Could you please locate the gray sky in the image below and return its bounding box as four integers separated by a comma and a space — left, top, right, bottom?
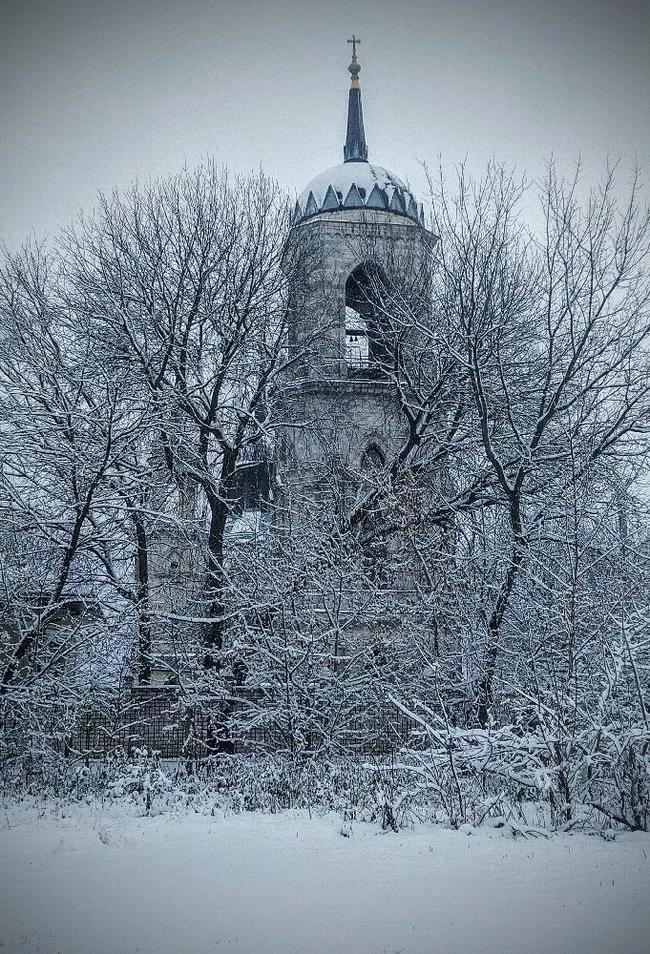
1, 0, 649, 250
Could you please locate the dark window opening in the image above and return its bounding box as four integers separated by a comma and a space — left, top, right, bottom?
361, 445, 385, 473
231, 461, 274, 515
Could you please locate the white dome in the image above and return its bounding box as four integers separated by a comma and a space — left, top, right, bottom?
294, 161, 423, 226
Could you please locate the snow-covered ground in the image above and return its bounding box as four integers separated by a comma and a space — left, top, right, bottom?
1, 802, 649, 954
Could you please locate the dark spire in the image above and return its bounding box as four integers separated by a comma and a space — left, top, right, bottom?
344, 36, 368, 163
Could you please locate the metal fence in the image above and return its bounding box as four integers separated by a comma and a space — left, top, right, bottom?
9, 688, 431, 760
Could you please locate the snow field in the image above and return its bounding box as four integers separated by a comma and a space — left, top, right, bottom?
1, 803, 649, 954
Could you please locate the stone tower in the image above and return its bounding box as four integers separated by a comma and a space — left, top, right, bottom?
277, 42, 437, 524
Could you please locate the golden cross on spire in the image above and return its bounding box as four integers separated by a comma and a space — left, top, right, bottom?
347, 35, 361, 59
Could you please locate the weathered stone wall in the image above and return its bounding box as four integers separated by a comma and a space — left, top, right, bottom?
280, 206, 435, 489
284, 208, 434, 383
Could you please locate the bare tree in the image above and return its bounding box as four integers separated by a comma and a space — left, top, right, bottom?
62, 164, 294, 692
3, 152, 650, 794
420, 161, 650, 723
0, 241, 144, 700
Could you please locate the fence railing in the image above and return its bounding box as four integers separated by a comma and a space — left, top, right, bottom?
2, 688, 436, 760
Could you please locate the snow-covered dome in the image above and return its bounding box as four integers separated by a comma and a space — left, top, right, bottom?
294, 161, 424, 226
292, 45, 425, 228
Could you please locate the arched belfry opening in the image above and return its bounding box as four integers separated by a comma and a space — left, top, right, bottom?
345, 263, 392, 376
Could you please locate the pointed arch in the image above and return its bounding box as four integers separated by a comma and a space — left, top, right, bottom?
345, 262, 392, 376
361, 444, 386, 473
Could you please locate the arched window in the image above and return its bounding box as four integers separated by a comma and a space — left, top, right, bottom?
231, 461, 272, 514
361, 444, 385, 474
345, 263, 391, 375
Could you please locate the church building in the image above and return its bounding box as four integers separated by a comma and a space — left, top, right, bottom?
146, 41, 446, 693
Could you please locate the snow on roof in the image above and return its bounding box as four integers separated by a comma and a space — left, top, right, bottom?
345, 305, 367, 332
294, 161, 423, 226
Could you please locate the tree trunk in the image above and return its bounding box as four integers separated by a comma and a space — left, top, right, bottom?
476, 495, 528, 727
130, 507, 152, 685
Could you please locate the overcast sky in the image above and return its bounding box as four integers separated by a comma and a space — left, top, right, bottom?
1, 0, 649, 250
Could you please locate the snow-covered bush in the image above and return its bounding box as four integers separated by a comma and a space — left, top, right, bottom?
106, 748, 174, 814
379, 698, 572, 829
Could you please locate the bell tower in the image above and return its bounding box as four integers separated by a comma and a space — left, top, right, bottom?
278, 43, 437, 518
